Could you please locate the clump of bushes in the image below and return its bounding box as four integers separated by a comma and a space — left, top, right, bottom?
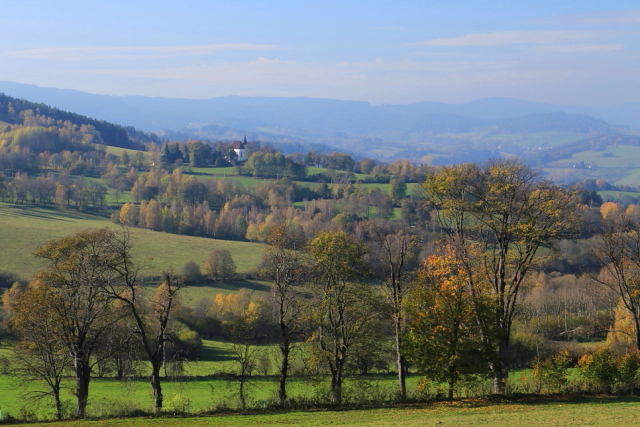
577, 347, 640, 394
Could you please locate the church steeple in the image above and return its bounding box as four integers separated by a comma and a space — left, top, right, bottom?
232, 138, 247, 162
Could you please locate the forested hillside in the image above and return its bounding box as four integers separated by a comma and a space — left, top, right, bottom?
0, 93, 158, 150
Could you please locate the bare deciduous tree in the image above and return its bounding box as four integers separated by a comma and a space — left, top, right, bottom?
204, 249, 236, 281
258, 223, 307, 406
364, 220, 419, 400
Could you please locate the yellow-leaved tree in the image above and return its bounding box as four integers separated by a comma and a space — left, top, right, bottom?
422, 159, 576, 393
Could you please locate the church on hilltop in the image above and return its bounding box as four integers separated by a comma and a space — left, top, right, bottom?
232, 137, 247, 162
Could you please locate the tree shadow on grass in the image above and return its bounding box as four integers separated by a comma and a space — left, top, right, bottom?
199, 343, 235, 363
481, 394, 640, 407
189, 279, 270, 293
0, 204, 98, 222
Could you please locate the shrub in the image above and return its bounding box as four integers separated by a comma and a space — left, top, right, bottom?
204, 249, 236, 281
532, 350, 570, 394
577, 347, 618, 393
164, 393, 191, 414
181, 260, 202, 283
616, 352, 640, 393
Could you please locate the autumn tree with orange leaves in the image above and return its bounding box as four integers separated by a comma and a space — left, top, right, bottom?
404, 248, 490, 399
422, 159, 576, 394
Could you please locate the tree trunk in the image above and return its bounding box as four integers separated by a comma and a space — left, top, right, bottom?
238, 377, 247, 411
150, 361, 163, 413
395, 321, 407, 400
447, 364, 455, 400
278, 342, 290, 407
492, 335, 509, 394
330, 373, 342, 405
633, 313, 640, 352
74, 359, 91, 418
54, 386, 63, 420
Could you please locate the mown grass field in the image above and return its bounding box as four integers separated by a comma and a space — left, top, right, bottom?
3, 397, 640, 426
614, 168, 640, 187
484, 131, 586, 148
0, 337, 423, 420
544, 145, 640, 186
598, 190, 640, 202
549, 145, 640, 169
104, 146, 154, 163
0, 202, 265, 280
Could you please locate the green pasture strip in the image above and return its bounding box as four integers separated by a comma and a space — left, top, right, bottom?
366, 147, 405, 157
598, 190, 640, 201
180, 281, 271, 308
614, 168, 640, 187
542, 167, 625, 185
483, 132, 586, 148
104, 146, 153, 163
307, 167, 369, 181
187, 167, 237, 176
356, 182, 420, 193
548, 145, 640, 169
0, 202, 265, 279
192, 174, 274, 188
0, 372, 422, 419
5, 397, 640, 426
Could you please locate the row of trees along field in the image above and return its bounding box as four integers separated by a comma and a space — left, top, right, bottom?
5, 159, 640, 420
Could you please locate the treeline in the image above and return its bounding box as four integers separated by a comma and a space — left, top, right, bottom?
113, 164, 425, 242
158, 139, 432, 182
0, 171, 107, 208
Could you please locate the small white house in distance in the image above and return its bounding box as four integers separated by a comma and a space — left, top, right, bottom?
232, 137, 247, 162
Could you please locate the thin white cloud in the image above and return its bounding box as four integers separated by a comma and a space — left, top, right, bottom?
534, 44, 623, 53
414, 30, 609, 46
22, 54, 639, 105
88, 57, 528, 90
5, 44, 279, 61
539, 10, 640, 26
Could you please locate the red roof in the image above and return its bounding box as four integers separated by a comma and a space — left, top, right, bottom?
232, 140, 245, 149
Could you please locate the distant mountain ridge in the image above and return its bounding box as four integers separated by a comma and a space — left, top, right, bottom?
0, 82, 635, 138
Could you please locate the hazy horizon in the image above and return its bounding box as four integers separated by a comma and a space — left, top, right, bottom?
2, 1, 639, 107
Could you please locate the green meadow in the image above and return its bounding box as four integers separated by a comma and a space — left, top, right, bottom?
0, 202, 265, 280
483, 131, 586, 148
548, 145, 640, 169
2, 396, 639, 426
0, 337, 423, 420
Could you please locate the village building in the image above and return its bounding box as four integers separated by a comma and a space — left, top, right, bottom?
232, 137, 247, 162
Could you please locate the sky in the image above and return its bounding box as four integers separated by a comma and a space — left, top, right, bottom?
1, 0, 639, 106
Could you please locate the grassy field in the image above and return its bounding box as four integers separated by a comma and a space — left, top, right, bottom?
542, 167, 626, 185
598, 190, 640, 202
614, 168, 640, 187
184, 171, 276, 188
306, 167, 370, 181
0, 336, 422, 420
548, 146, 640, 169
104, 146, 154, 163
483, 131, 586, 148
0, 202, 265, 280
2, 397, 639, 426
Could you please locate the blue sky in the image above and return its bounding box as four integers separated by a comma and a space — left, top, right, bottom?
1, 1, 638, 105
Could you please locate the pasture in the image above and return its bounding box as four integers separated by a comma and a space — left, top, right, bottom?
0, 337, 422, 420
2, 395, 639, 426
483, 131, 586, 148
0, 202, 265, 280
548, 145, 640, 169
